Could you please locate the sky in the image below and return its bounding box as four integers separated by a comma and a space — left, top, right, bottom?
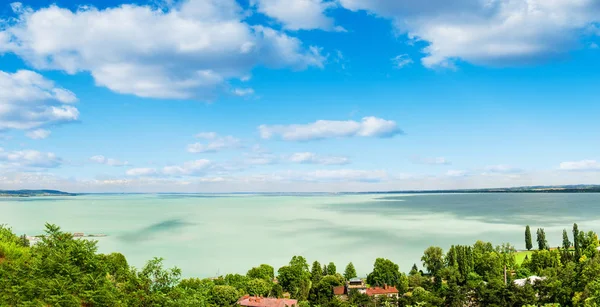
0, 0, 600, 192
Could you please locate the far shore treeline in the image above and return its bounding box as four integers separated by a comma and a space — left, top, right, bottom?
1, 223, 600, 306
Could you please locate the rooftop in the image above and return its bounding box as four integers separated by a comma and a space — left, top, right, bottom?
366, 285, 399, 296
238, 295, 298, 307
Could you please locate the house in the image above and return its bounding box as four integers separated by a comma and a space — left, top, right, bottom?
347, 278, 367, 294
237, 295, 298, 307
366, 285, 399, 298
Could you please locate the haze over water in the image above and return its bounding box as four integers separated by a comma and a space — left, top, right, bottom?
2, 193, 599, 278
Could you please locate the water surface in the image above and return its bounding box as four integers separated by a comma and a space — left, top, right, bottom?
2, 193, 599, 277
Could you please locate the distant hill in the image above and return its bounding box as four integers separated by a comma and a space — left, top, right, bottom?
0, 190, 76, 197
364, 184, 600, 194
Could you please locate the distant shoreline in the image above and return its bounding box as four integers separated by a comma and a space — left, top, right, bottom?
2, 185, 600, 196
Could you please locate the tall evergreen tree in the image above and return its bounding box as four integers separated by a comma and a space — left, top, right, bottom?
343, 262, 357, 280
322, 264, 328, 276
573, 223, 581, 260
409, 264, 419, 276
536, 228, 548, 250
310, 261, 322, 284
326, 262, 337, 276
562, 229, 572, 262
525, 225, 533, 251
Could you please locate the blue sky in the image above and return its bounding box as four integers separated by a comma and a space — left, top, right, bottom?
0, 0, 600, 192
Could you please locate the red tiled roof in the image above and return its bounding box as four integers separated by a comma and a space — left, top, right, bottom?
366, 286, 399, 296
238, 295, 298, 307
333, 286, 345, 295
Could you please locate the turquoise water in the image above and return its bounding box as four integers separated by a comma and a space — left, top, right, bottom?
1, 193, 599, 278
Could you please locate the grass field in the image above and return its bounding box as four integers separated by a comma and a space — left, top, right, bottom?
514, 251, 534, 265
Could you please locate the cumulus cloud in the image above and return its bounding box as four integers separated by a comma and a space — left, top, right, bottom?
25, 129, 51, 140
0, 148, 62, 168
0, 70, 78, 131
126, 159, 213, 177
259, 116, 403, 141
339, 0, 600, 68
125, 168, 158, 177
483, 164, 523, 174
295, 169, 389, 182
0, 0, 325, 100
391, 54, 413, 68
187, 134, 241, 153
413, 156, 451, 165
559, 160, 600, 171
287, 152, 350, 165
89, 155, 129, 167
232, 88, 255, 96
253, 0, 342, 31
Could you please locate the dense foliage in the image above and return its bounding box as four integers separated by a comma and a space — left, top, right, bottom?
1, 223, 600, 306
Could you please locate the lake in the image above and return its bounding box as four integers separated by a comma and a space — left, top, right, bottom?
1, 193, 599, 278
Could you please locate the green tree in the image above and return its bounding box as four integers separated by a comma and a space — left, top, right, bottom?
312, 275, 343, 305
277, 256, 311, 300
409, 263, 419, 276
270, 283, 283, 298
247, 278, 272, 297
343, 262, 357, 280
537, 228, 548, 250
562, 229, 572, 262
574, 223, 581, 260
367, 258, 408, 292
311, 261, 323, 284
421, 246, 444, 288
209, 285, 240, 306
525, 225, 533, 251
327, 262, 337, 276
247, 264, 274, 281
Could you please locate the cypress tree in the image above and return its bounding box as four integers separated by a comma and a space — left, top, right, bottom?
525, 225, 533, 251
536, 228, 548, 250
573, 223, 581, 260
562, 229, 572, 262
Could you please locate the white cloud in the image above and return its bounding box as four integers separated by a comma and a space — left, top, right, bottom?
590, 42, 599, 49
413, 157, 451, 165
295, 169, 389, 182
0, 0, 325, 100
89, 155, 129, 167
127, 159, 213, 177
162, 159, 212, 176
0, 148, 62, 168
0, 69, 78, 131
446, 170, 468, 177
391, 54, 413, 68
232, 88, 255, 96
339, 0, 600, 68
126, 168, 157, 176
483, 164, 523, 174
559, 160, 600, 171
287, 152, 350, 165
253, 0, 342, 31
259, 116, 403, 141
25, 129, 51, 140
187, 134, 241, 153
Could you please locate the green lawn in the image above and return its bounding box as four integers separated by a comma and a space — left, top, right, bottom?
514, 251, 533, 265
